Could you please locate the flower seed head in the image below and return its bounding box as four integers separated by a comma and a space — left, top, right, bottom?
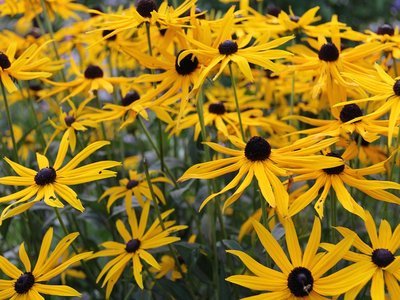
14, 272, 35, 294
208, 102, 226, 115
323, 152, 345, 175
136, 0, 157, 18
84, 65, 104, 79
64, 115, 75, 127
318, 43, 339, 62
126, 180, 139, 189
121, 91, 140, 106
125, 239, 141, 253
218, 40, 238, 55
175, 51, 199, 75
245, 136, 272, 161
377, 24, 394, 36
267, 5, 281, 17
339, 104, 363, 123
287, 267, 314, 297
35, 167, 57, 185
393, 80, 400, 96
372, 248, 395, 267
0, 53, 11, 69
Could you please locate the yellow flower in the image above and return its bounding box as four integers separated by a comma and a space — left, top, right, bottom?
92, 201, 187, 298
226, 218, 357, 299
0, 42, 53, 93
0, 133, 120, 223
0, 227, 92, 299
178, 7, 293, 91
288, 147, 400, 219
322, 210, 400, 300
99, 170, 171, 211
179, 135, 343, 216
335, 63, 400, 146
48, 96, 99, 152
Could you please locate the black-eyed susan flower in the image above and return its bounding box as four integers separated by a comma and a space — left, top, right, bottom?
226, 217, 357, 299
0, 42, 53, 93
178, 7, 294, 91
99, 170, 171, 211
179, 135, 343, 216
48, 97, 99, 152
288, 146, 400, 219
0, 133, 121, 223
336, 63, 400, 146
322, 210, 400, 300
289, 35, 391, 106
285, 102, 396, 143
92, 201, 187, 298
42, 60, 129, 102
0, 227, 92, 299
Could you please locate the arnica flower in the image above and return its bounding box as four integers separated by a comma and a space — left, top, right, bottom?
276, 6, 321, 33
92, 201, 187, 298
322, 210, 400, 300
226, 218, 358, 299
179, 135, 343, 216
288, 146, 400, 219
99, 170, 171, 212
178, 6, 294, 91
48, 97, 99, 152
336, 63, 400, 146
0, 227, 92, 299
0, 42, 53, 93
0, 133, 121, 223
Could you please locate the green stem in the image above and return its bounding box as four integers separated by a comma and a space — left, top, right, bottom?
137, 117, 177, 187
229, 63, 245, 141
142, 159, 196, 298
1, 79, 19, 163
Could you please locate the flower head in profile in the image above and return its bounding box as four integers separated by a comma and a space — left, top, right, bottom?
0, 227, 92, 299
227, 217, 358, 299
322, 210, 400, 300
0, 133, 121, 223
92, 201, 187, 298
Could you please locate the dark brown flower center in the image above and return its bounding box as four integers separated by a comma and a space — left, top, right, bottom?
218, 40, 238, 55
175, 50, 199, 76
102, 30, 117, 41
14, 272, 35, 294
339, 104, 363, 123
371, 248, 395, 267
208, 102, 226, 115
84, 65, 104, 79
121, 91, 140, 106
267, 5, 281, 17
323, 152, 345, 175
377, 24, 394, 36
318, 43, 339, 62
136, 0, 157, 18
125, 239, 141, 253
245, 136, 271, 161
290, 15, 300, 22
34, 167, 57, 185
393, 80, 400, 96
287, 267, 314, 297
64, 115, 75, 126
126, 180, 139, 189
0, 53, 11, 69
